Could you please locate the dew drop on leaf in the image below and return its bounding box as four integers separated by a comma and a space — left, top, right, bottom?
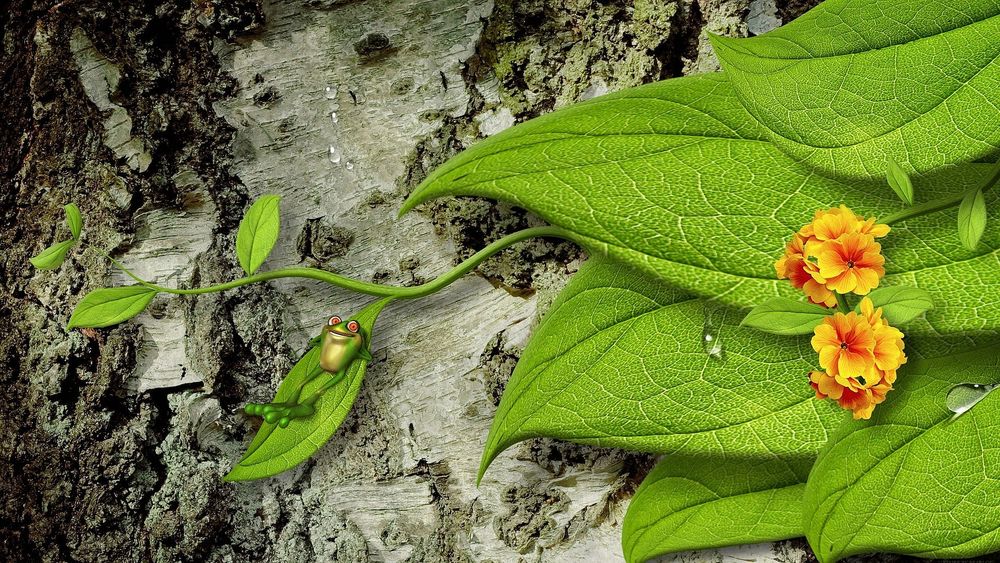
702, 304, 724, 361
946, 382, 998, 419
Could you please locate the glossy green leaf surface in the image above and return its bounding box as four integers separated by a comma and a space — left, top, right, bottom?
236, 194, 281, 276
741, 297, 832, 335
623, 455, 811, 563
67, 285, 158, 329
711, 0, 1000, 178
225, 297, 391, 481
803, 343, 1000, 562
478, 259, 842, 480
864, 286, 934, 325
64, 203, 82, 240
402, 73, 1000, 348
886, 161, 914, 206
958, 187, 987, 250
29, 239, 75, 271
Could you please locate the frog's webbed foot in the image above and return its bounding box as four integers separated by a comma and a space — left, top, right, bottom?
244, 401, 316, 428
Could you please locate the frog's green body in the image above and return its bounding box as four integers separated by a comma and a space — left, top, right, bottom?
244, 316, 372, 427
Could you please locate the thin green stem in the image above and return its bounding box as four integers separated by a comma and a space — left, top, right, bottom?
99, 226, 574, 300
835, 292, 851, 314
883, 159, 1000, 225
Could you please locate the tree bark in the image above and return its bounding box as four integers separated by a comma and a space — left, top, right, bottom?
0, 1, 881, 562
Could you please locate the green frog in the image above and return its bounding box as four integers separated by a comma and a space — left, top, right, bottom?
244, 315, 373, 427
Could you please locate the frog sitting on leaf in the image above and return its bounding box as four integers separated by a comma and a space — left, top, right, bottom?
244, 315, 372, 427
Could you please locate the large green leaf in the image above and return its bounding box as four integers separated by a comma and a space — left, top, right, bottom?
710, 0, 1000, 178
401, 73, 1000, 350
225, 298, 392, 481
67, 285, 158, 329
479, 259, 843, 480
623, 455, 811, 563
803, 343, 1000, 562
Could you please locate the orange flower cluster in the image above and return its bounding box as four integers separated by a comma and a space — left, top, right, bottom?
809, 298, 906, 419
775, 206, 890, 306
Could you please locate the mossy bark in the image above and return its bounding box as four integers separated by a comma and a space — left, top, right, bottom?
0, 1, 875, 562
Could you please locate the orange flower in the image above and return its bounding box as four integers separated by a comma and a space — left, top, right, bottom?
811, 311, 877, 383
816, 233, 885, 295
809, 370, 891, 420
859, 297, 907, 380
774, 235, 837, 307
800, 205, 890, 243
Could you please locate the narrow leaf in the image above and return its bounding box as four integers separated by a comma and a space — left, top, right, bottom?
958, 188, 987, 250
64, 203, 82, 240
29, 239, 75, 270
804, 343, 1000, 562
741, 297, 832, 335
225, 297, 392, 481
623, 455, 811, 563
864, 286, 933, 325
885, 160, 914, 205
236, 194, 281, 275
478, 259, 841, 481
67, 285, 158, 329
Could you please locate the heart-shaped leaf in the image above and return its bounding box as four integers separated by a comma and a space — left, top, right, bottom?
402, 73, 999, 353
478, 259, 842, 480
623, 455, 811, 563
67, 285, 158, 329
225, 297, 392, 481
236, 194, 282, 276
710, 0, 1000, 178
803, 343, 1000, 562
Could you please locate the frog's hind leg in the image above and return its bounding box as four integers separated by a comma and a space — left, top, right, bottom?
246, 370, 347, 428
244, 368, 325, 419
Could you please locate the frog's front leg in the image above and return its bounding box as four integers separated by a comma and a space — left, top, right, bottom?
245, 370, 347, 428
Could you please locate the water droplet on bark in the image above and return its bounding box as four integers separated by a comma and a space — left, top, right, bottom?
324, 85, 338, 99
330, 112, 339, 124
328, 145, 342, 165
946, 382, 998, 419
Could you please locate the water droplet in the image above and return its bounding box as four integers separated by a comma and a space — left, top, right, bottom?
946, 382, 998, 419
345, 161, 354, 170
702, 304, 724, 361
324, 85, 338, 99
330, 112, 339, 124
328, 145, 342, 165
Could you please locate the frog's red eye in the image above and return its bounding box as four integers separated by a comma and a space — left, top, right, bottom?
346, 320, 360, 333
328, 316, 341, 326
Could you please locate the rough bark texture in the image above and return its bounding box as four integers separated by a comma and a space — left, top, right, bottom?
0, 0, 941, 561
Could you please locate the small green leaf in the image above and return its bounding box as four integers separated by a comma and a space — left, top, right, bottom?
67, 285, 158, 329
740, 297, 832, 335
225, 297, 393, 481
29, 239, 75, 270
957, 188, 987, 250
236, 194, 282, 275
864, 286, 933, 325
804, 342, 1000, 562
623, 455, 811, 563
64, 203, 82, 240
885, 160, 914, 205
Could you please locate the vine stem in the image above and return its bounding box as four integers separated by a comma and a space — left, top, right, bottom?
98, 226, 574, 300
883, 159, 1000, 225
